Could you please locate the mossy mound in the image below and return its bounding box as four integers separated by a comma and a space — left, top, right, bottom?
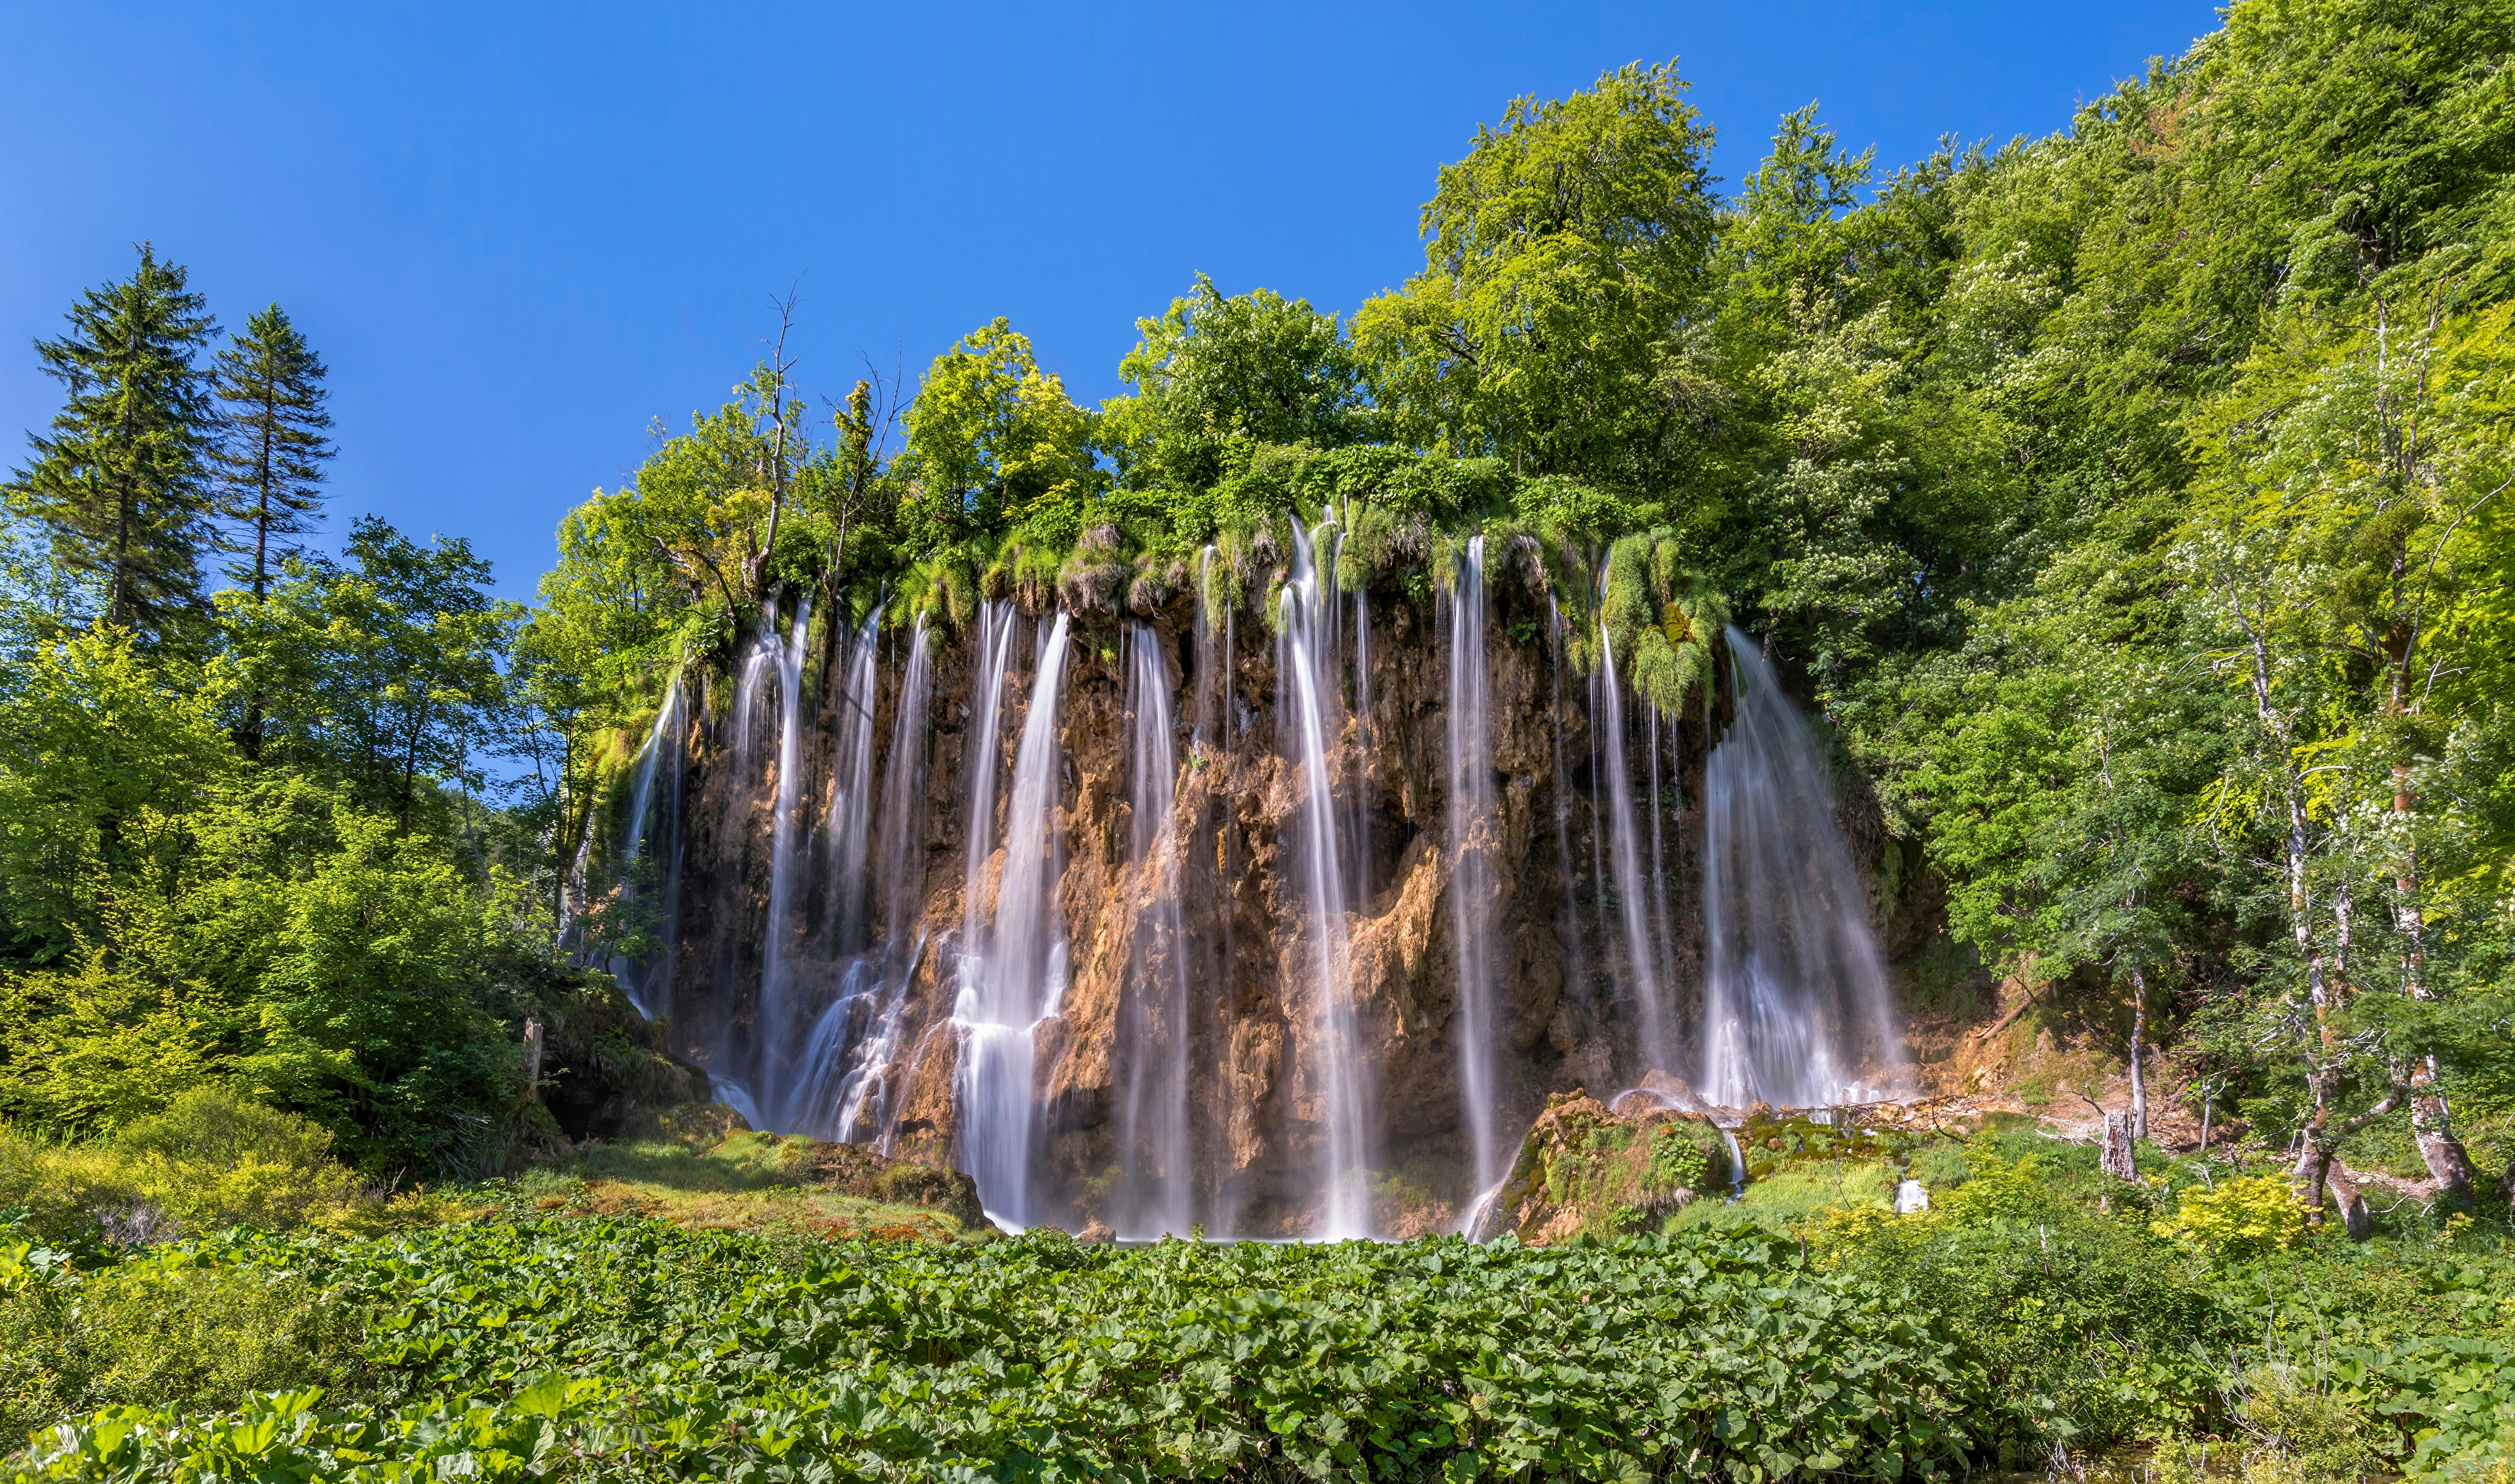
473, 1104, 992, 1242
1483, 1091, 1734, 1242
1483, 1092, 2028, 1244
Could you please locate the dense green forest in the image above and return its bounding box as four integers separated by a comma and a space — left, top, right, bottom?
5, 0, 2515, 1477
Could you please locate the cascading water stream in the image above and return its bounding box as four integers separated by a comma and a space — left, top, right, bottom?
753, 594, 815, 1122
1278, 517, 1371, 1238
615, 673, 683, 1019
826, 614, 882, 955
1646, 703, 1675, 998
955, 610, 1073, 1227
1544, 598, 1593, 1026
1447, 537, 1504, 1220
1596, 623, 1673, 1077
778, 614, 918, 1139
1700, 628, 1905, 1107
1116, 621, 1193, 1238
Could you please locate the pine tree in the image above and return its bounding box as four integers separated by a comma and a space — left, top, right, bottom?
7, 245, 222, 638
214, 304, 333, 598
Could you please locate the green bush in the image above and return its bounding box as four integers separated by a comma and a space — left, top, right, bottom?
2153, 1176, 2307, 1264
0, 1090, 376, 1244
1825, 1202, 2239, 1453
0, 1246, 367, 1455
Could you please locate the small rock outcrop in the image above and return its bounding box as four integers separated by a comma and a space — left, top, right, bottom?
1483, 1090, 1733, 1244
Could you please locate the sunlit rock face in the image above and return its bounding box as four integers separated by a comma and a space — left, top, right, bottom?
608, 546, 1912, 1239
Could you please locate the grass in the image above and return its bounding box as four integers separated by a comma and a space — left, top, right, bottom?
447, 1104, 995, 1243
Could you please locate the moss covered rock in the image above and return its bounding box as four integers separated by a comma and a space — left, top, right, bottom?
1483, 1090, 1733, 1243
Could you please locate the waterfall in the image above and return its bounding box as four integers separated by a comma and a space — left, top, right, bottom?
825, 614, 881, 955
1348, 572, 1373, 901
1278, 517, 1371, 1238
754, 593, 814, 1121
875, 616, 935, 950
1646, 703, 1677, 999
1447, 537, 1504, 1213
1116, 621, 1193, 1238
1544, 598, 1592, 1028
954, 609, 1073, 1227
615, 673, 683, 1019
622, 674, 679, 869
782, 614, 934, 1142
1700, 628, 1905, 1107
1596, 622, 1673, 1077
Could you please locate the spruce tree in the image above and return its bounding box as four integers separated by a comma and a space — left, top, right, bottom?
7, 245, 222, 638
215, 304, 333, 598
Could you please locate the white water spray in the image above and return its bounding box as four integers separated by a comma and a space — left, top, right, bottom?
1700, 629, 1905, 1107
1279, 517, 1371, 1238
1597, 623, 1674, 1077
1117, 621, 1193, 1238
954, 610, 1073, 1227
754, 594, 814, 1119
1447, 537, 1505, 1214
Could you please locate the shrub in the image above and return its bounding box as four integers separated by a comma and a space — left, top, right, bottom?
0, 1090, 375, 1244
2155, 1176, 2306, 1263
1934, 1151, 2068, 1222
1827, 1202, 2238, 1454
0, 1246, 367, 1453
9, 1219, 2010, 1481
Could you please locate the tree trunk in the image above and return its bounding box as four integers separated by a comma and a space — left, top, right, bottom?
2394, 774, 2480, 1202
2326, 1161, 2373, 1241
2101, 1113, 2138, 1183
2127, 967, 2149, 1143
2292, 1137, 2333, 1222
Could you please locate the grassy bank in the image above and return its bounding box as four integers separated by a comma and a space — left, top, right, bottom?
5, 1092, 2512, 1481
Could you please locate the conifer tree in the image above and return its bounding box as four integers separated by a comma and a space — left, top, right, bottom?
214, 304, 333, 598
6, 245, 221, 638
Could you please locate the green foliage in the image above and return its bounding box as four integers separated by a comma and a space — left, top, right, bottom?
0, 1089, 376, 1245
895, 318, 1103, 561
0, 1241, 367, 1455
210, 303, 332, 601
6, 1219, 2005, 1481
1354, 60, 1718, 488
1597, 529, 1726, 711
4, 245, 221, 641
2154, 1176, 2308, 1264
0, 625, 236, 965
219, 517, 517, 832
1826, 1191, 2243, 1452
1643, 1122, 1711, 1194
1103, 274, 1369, 504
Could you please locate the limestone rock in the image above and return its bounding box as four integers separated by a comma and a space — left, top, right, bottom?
1484, 1090, 1730, 1244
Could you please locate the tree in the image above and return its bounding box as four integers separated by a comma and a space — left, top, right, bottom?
6, 245, 221, 639
0, 625, 238, 965
221, 517, 517, 834
895, 318, 1102, 555
1352, 62, 1718, 487
214, 304, 334, 599
1102, 274, 1368, 495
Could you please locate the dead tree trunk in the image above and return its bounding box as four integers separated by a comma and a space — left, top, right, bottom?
2325, 1161, 2374, 1241
2127, 967, 2150, 1143
2101, 1113, 2138, 1183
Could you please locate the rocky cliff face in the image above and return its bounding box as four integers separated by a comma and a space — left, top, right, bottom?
628, 555, 1920, 1237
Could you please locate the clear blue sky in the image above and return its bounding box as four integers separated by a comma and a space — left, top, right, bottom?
3, 1, 2217, 601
